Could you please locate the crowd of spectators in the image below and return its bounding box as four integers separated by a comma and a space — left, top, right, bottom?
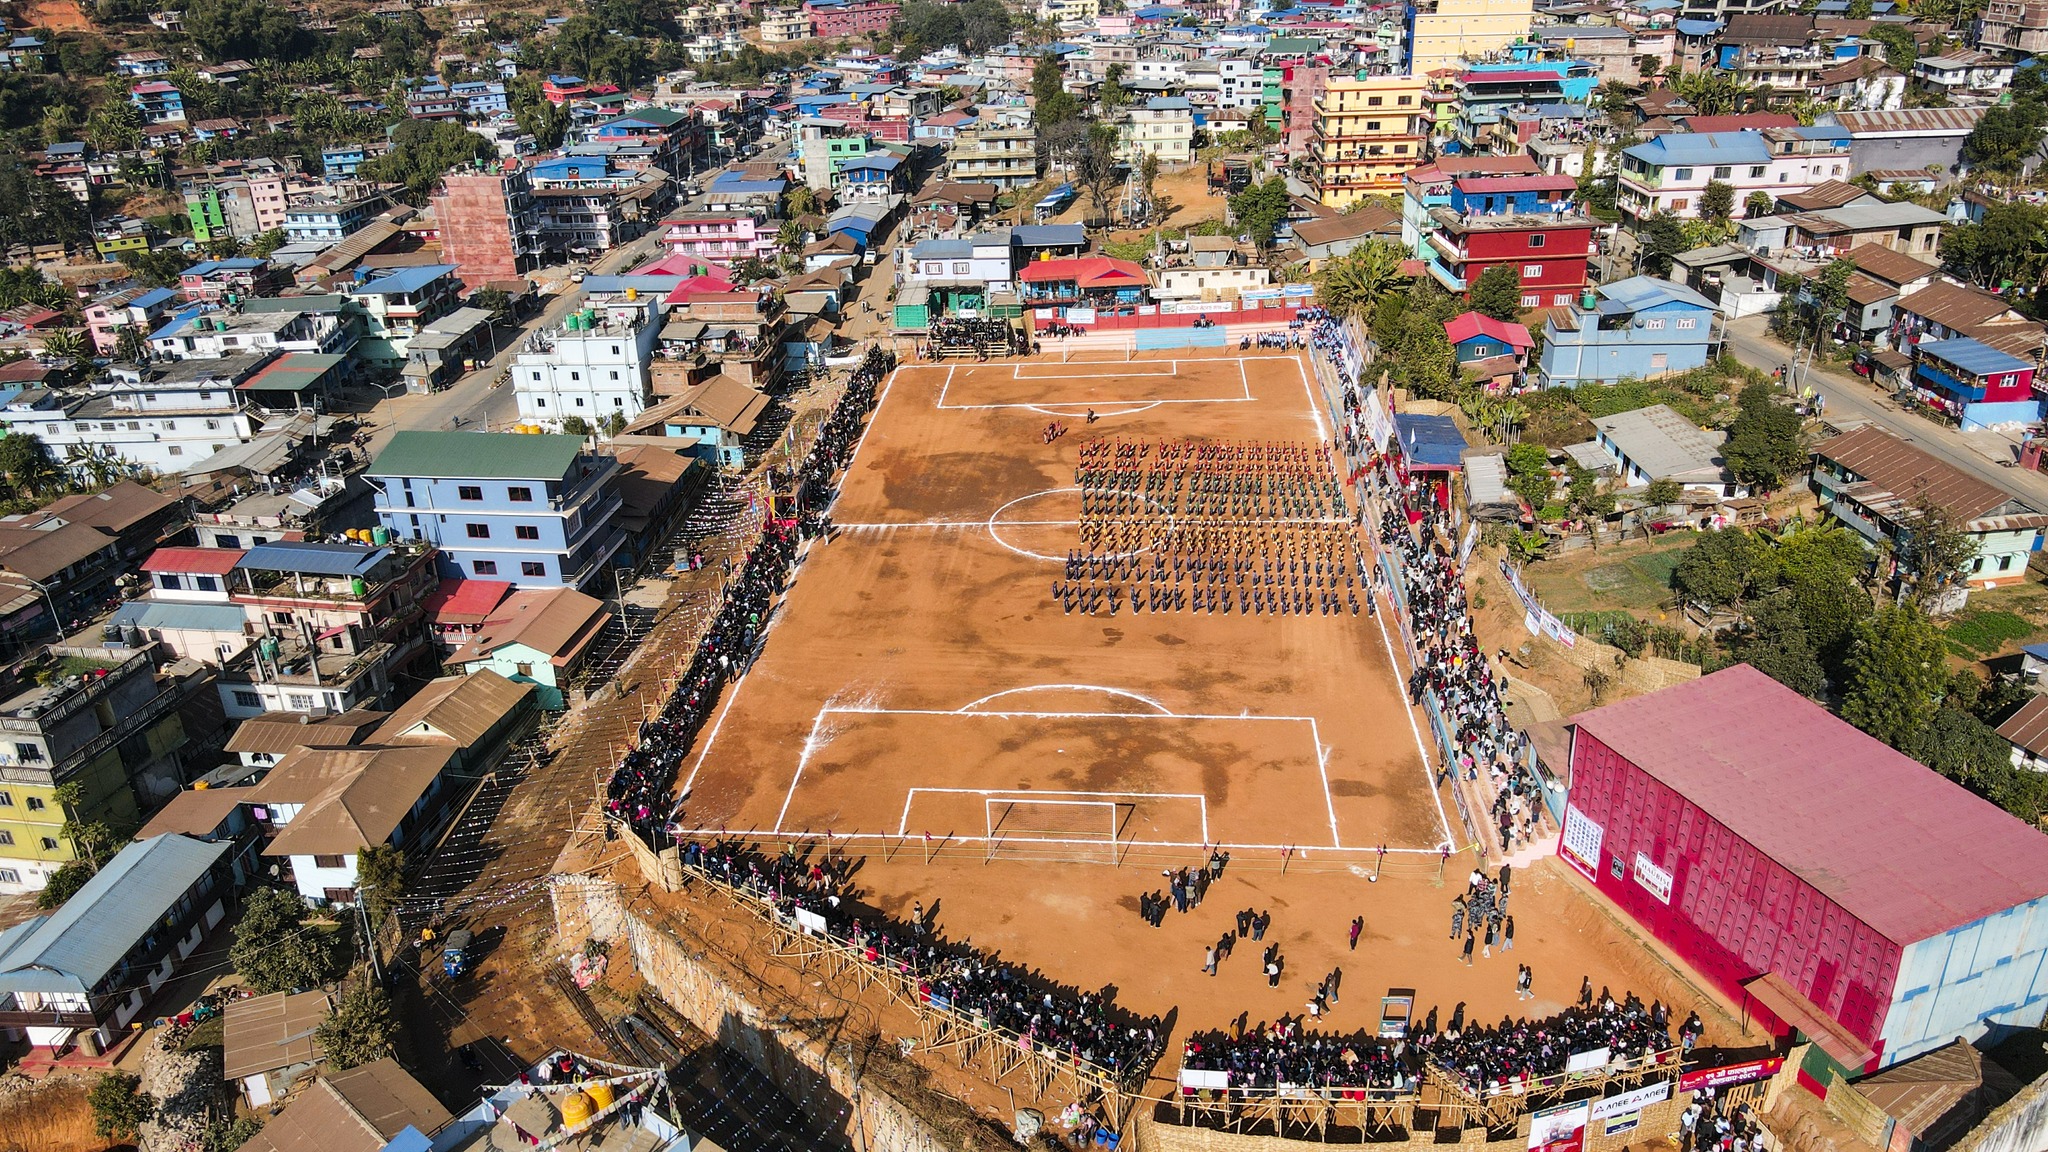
1180, 994, 1671, 1097
681, 839, 1165, 1081
605, 346, 894, 843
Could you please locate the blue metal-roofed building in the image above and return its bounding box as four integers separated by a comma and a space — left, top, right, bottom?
0, 834, 233, 1050
1538, 276, 1717, 387
1619, 129, 1850, 223
1910, 336, 2039, 431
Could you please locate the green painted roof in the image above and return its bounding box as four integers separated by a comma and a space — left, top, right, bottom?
243, 352, 345, 391
369, 430, 587, 480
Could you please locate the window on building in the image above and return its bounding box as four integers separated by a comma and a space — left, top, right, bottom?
159, 574, 182, 590
1554, 293, 1574, 306
515, 663, 534, 678
1650, 353, 1669, 371
1672, 167, 1692, 181
1644, 318, 1665, 329
1671, 199, 1689, 211
313, 853, 347, 868
1711, 166, 1731, 179
473, 560, 498, 575
0, 792, 11, 807
1367, 95, 1383, 106
0, 834, 11, 848
1520, 294, 1539, 307
168, 445, 182, 455
15, 744, 41, 763
0, 868, 16, 885
1522, 264, 1542, 278
459, 485, 483, 500
515, 525, 540, 540
287, 693, 315, 709
1749, 166, 1765, 178
233, 690, 261, 708
25, 798, 44, 812
508, 486, 533, 502
522, 562, 547, 577
1527, 234, 1545, 249
196, 575, 217, 591
1398, 95, 1413, 105
465, 523, 490, 539
1676, 318, 1697, 330
37, 839, 55, 852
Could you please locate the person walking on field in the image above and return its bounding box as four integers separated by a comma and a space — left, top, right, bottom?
1204, 946, 1218, 976
1504, 915, 1515, 951
1461, 932, 1476, 966
1517, 964, 1534, 1000
1349, 916, 1363, 951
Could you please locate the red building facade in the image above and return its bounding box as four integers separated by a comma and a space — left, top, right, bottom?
1422, 212, 1595, 309
805, 0, 900, 38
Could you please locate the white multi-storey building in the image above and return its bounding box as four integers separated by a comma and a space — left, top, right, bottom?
0, 355, 264, 476
1617, 127, 1853, 223
512, 295, 660, 427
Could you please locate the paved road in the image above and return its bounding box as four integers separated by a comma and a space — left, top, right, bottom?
1716, 315, 2048, 509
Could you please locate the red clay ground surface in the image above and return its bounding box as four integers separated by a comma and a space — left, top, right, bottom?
650, 348, 1753, 1102
677, 349, 1449, 860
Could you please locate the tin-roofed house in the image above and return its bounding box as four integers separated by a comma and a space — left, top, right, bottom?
1811, 424, 2048, 592
1906, 336, 2040, 431
1537, 276, 1717, 387
0, 833, 233, 1054
446, 587, 610, 709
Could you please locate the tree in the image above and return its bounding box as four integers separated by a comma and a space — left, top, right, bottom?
1467, 265, 1524, 322
39, 329, 86, 360
1228, 175, 1291, 250
1895, 495, 1980, 607
1939, 200, 2048, 290
601, 411, 628, 438
1030, 54, 1080, 127
1642, 477, 1683, 508
1805, 258, 1855, 345
113, 325, 147, 363
1700, 180, 1735, 224
201, 1116, 266, 1152
354, 845, 404, 927
468, 288, 512, 321
1077, 122, 1123, 226
0, 156, 90, 253
0, 433, 60, 499
1505, 441, 1554, 508
1725, 591, 1826, 697
1721, 383, 1805, 492
181, 0, 315, 63
1909, 707, 2012, 791
362, 119, 494, 202
315, 982, 396, 1071
1671, 528, 1767, 608
230, 887, 338, 994
559, 415, 594, 437
1744, 190, 1776, 219
87, 1072, 154, 1142
1637, 213, 1688, 277
1867, 22, 1917, 71
1316, 241, 1407, 317
119, 248, 192, 289
1962, 99, 2048, 179
1841, 604, 1949, 749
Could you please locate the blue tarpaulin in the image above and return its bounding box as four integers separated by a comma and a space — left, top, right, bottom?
1392, 414, 1468, 471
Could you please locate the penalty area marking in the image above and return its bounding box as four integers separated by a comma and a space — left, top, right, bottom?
777, 699, 1342, 849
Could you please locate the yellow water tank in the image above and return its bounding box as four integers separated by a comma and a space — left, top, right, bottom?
560, 1091, 593, 1127
586, 1081, 615, 1111
626, 287, 639, 302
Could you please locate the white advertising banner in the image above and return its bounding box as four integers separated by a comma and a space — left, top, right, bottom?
1634, 852, 1674, 904
1560, 803, 1603, 879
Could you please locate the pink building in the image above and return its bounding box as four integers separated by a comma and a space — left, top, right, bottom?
658, 213, 779, 262
804, 0, 899, 38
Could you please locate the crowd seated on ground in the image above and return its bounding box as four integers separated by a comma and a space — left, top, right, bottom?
1180, 993, 1671, 1097
681, 839, 1166, 1081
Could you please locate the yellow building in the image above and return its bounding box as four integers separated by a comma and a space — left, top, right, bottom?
1311, 77, 1429, 208
1408, 0, 1536, 77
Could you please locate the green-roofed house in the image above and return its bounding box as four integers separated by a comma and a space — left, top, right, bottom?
239, 352, 348, 414
366, 431, 627, 591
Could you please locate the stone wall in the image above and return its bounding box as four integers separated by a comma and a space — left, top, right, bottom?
551, 876, 1009, 1152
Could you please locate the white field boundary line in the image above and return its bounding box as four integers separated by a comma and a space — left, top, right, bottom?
904, 787, 1211, 843
1012, 361, 1180, 379
1367, 577, 1454, 851
982, 795, 1119, 845
780, 705, 1339, 847
1290, 353, 1329, 442
682, 358, 904, 801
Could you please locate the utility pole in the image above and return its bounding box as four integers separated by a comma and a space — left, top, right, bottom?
356, 884, 384, 986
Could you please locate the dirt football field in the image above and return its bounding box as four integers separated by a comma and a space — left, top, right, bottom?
663, 347, 1748, 1058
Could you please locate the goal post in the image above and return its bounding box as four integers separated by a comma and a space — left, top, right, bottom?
984, 796, 1122, 864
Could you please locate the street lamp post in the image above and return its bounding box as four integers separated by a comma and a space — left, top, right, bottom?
4, 572, 65, 647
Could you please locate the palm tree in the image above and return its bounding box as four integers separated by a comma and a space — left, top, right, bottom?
1316, 241, 1407, 318
39, 330, 87, 360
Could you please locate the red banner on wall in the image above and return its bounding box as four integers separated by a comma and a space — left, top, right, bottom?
1678, 1057, 1783, 1094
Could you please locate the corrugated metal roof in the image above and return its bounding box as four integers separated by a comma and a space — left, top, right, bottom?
1826, 107, 1987, 135
110, 599, 250, 634
1996, 694, 2048, 758
1593, 404, 1726, 482
0, 835, 229, 994
222, 989, 331, 1079
1571, 665, 2048, 944
1814, 425, 2024, 523
368, 430, 585, 481
236, 541, 387, 578
1917, 336, 2032, 377
143, 546, 246, 575
1392, 413, 1466, 469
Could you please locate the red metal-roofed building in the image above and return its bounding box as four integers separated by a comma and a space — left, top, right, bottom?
1564, 664, 2048, 1071
1018, 257, 1150, 307
1678, 113, 1799, 134
422, 578, 513, 649
142, 546, 246, 601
